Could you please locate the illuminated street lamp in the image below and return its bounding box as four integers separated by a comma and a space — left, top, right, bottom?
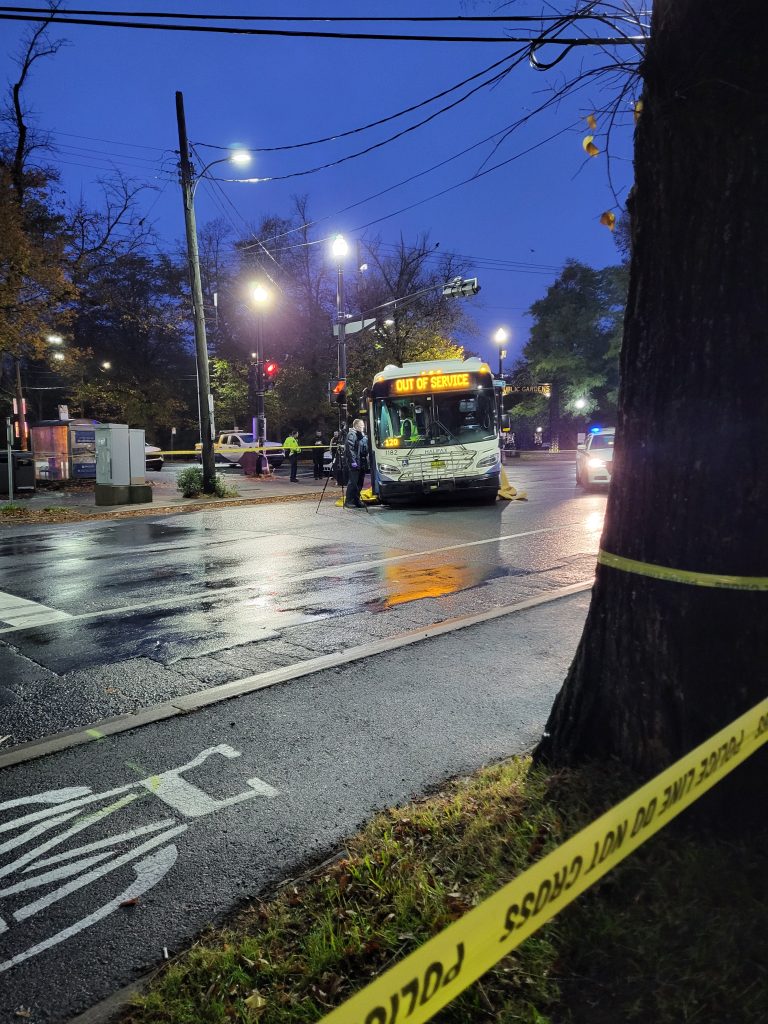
574, 398, 586, 411
494, 327, 509, 376
332, 235, 349, 429
250, 282, 271, 474
52, 352, 65, 362
101, 361, 112, 370
47, 334, 63, 345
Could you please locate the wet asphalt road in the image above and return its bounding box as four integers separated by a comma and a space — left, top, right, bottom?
0, 462, 606, 1022
0, 462, 605, 747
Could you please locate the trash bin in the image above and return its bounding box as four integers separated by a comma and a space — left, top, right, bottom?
0, 451, 36, 497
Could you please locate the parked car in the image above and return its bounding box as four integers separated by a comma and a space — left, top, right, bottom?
145, 444, 164, 472
195, 432, 285, 469
576, 428, 615, 488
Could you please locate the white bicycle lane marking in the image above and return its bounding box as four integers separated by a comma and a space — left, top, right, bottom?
0, 744, 279, 973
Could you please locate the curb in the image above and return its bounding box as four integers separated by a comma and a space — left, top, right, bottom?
0, 490, 325, 526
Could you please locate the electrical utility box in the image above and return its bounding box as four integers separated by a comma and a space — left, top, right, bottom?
95, 424, 152, 506
96, 424, 130, 486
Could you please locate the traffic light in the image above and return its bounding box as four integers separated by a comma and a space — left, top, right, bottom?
264, 360, 279, 390
329, 378, 346, 405
442, 276, 481, 298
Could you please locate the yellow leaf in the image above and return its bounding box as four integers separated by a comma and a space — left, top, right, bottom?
634, 99, 643, 125
244, 990, 267, 1012
599, 211, 616, 231
586, 113, 597, 131
582, 135, 600, 157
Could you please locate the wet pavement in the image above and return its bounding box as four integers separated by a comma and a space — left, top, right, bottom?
0, 591, 591, 1023
0, 462, 605, 747
0, 461, 607, 1021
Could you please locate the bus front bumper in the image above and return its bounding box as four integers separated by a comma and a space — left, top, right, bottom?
379, 473, 500, 499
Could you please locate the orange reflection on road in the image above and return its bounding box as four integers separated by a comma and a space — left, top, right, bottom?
380, 561, 487, 608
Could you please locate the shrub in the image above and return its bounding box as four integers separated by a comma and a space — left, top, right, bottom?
176, 467, 239, 499
176, 466, 203, 498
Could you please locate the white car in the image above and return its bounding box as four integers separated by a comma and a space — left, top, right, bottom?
576, 428, 615, 488
145, 444, 164, 472
195, 433, 285, 468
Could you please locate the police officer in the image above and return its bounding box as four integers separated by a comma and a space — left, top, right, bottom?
344, 419, 366, 509
283, 429, 300, 482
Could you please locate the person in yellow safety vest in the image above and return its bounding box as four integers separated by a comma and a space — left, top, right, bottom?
283, 429, 300, 482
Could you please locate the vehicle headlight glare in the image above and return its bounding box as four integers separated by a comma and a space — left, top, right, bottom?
587, 457, 606, 469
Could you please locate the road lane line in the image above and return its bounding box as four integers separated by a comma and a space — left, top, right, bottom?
0, 591, 71, 630
0, 580, 592, 770
0, 521, 588, 636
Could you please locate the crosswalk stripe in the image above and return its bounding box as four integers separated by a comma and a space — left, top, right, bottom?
0, 592, 72, 629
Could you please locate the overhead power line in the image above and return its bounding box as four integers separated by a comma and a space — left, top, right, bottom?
214, 50, 530, 185
0, 10, 646, 45
0, 8, 638, 24
195, 52, 518, 154
47, 128, 170, 151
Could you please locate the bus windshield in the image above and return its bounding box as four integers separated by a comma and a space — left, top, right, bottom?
374, 392, 496, 448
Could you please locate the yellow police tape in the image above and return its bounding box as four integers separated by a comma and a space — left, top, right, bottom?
154, 445, 328, 456
598, 549, 768, 591
319, 696, 768, 1024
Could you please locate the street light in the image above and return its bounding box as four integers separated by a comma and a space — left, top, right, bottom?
332, 234, 349, 429
47, 334, 63, 345
52, 352, 65, 362
493, 327, 509, 376
101, 361, 112, 370
175, 90, 253, 494
574, 398, 586, 411
249, 282, 271, 474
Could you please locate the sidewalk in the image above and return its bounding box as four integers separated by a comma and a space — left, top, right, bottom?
4, 465, 337, 521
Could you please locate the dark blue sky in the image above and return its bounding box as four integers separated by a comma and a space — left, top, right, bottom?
2, 1, 635, 365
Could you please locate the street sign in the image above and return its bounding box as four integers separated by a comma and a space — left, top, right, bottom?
333, 317, 377, 337
442, 276, 481, 298
502, 383, 552, 397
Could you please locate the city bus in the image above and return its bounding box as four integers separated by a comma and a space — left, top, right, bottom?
367, 357, 501, 503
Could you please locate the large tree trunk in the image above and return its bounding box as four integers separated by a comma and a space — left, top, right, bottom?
537, 1, 768, 787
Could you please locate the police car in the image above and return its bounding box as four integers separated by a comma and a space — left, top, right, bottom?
576, 427, 615, 488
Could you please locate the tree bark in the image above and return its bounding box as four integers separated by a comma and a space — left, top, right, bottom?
537, 1, 768, 790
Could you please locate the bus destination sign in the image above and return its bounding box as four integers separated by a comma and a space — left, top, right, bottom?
393, 372, 471, 395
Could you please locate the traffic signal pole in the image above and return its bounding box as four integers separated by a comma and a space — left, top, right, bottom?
255, 310, 267, 474
175, 91, 216, 495
336, 262, 347, 431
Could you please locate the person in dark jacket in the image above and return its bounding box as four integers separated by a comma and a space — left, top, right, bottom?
358, 431, 370, 492
330, 430, 345, 487
312, 430, 325, 480
344, 419, 366, 509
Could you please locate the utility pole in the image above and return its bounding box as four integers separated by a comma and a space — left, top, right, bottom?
175, 91, 215, 494
13, 359, 28, 451
331, 235, 349, 431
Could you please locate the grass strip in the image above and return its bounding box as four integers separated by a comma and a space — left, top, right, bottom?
0, 492, 320, 525
125, 758, 767, 1024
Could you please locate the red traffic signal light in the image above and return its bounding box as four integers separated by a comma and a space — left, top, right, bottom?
265, 361, 278, 377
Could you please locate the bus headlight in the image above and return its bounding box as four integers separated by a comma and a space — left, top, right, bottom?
476, 452, 500, 468
378, 462, 400, 475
